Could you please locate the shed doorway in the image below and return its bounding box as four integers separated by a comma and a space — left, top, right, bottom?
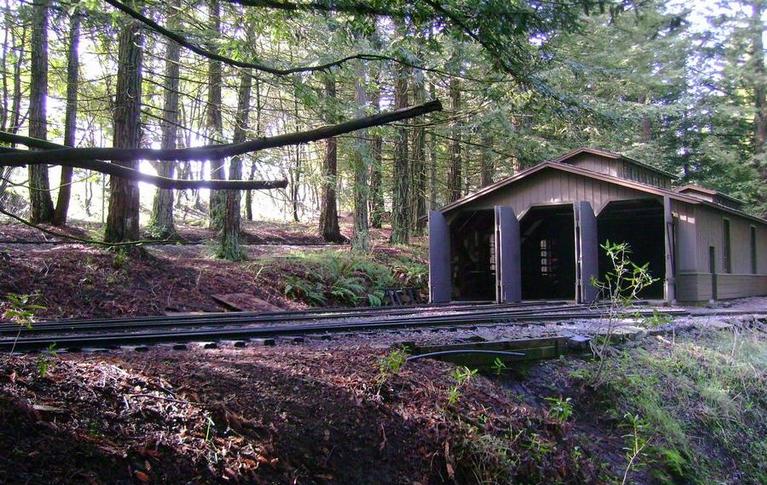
520, 204, 576, 300
597, 199, 665, 299
450, 210, 496, 301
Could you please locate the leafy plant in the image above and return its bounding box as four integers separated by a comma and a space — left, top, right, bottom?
448, 366, 479, 406
545, 396, 574, 423
2, 292, 47, 354
376, 349, 408, 384
641, 309, 673, 328
36, 343, 57, 378
491, 357, 507, 376
621, 413, 652, 485
279, 252, 398, 307
2, 292, 45, 328
589, 241, 657, 385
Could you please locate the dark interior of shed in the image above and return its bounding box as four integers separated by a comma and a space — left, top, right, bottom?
597, 199, 665, 299
520, 205, 576, 300
450, 210, 496, 301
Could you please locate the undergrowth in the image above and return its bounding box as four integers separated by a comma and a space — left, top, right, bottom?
267, 251, 428, 307
582, 330, 767, 484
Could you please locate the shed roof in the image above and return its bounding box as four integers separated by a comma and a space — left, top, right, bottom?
550, 147, 678, 179
439, 155, 767, 225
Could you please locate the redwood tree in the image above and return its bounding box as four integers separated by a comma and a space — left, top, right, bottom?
207, 0, 225, 231
28, 0, 53, 224
148, 0, 181, 239
52, 8, 81, 226
218, 69, 252, 261
318, 73, 343, 242
104, 18, 143, 243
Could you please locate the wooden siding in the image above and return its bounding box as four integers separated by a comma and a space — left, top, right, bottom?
674, 204, 767, 301
565, 153, 672, 188
677, 273, 767, 301
446, 168, 657, 222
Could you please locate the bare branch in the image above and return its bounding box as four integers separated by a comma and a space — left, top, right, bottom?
105, 0, 398, 76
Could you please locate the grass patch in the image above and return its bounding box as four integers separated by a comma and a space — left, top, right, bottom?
588, 331, 767, 484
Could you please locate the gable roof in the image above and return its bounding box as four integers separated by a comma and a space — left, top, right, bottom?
550, 147, 678, 180
676, 184, 745, 208
439, 159, 767, 225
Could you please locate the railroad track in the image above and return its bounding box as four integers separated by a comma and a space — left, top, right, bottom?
0, 301, 689, 353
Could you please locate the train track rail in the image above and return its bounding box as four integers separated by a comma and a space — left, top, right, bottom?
1, 302, 691, 353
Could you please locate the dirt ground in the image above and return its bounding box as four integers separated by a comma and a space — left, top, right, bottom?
0, 345, 602, 484
0, 219, 426, 320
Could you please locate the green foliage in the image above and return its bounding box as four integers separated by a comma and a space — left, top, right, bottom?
594, 332, 767, 483
2, 293, 45, 328
375, 348, 409, 388
36, 343, 57, 378
544, 396, 574, 423
491, 357, 507, 376
448, 366, 478, 406
590, 241, 658, 385
641, 309, 674, 328
277, 251, 424, 307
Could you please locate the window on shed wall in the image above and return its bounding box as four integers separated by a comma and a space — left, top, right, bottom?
723, 219, 732, 273
751, 226, 757, 274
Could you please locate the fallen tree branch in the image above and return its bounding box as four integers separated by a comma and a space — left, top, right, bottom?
0, 99, 442, 166
0, 142, 287, 190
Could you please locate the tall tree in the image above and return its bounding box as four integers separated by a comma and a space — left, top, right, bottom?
52, 8, 81, 226
446, 76, 462, 202
28, 0, 53, 223
244, 78, 262, 222
369, 83, 384, 229
390, 62, 410, 243
207, 0, 225, 230
318, 73, 343, 242
104, 17, 143, 242
411, 69, 427, 235
218, 68, 252, 260
751, 0, 767, 155
148, 0, 181, 239
350, 58, 370, 251
479, 133, 494, 187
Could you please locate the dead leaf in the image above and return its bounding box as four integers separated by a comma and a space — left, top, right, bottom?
134, 470, 150, 483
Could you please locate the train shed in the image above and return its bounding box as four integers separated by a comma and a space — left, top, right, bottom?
428, 148, 767, 304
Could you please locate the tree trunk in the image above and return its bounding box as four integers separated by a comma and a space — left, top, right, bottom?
148, 0, 180, 239
350, 61, 370, 251
428, 82, 438, 210
207, 0, 225, 231
447, 77, 462, 202
369, 85, 384, 229
218, 69, 251, 261
479, 133, 494, 187
318, 74, 343, 242
53, 9, 81, 226
390, 64, 410, 244
28, 0, 53, 224
104, 19, 143, 243
752, 0, 767, 155
245, 78, 261, 221
411, 71, 427, 235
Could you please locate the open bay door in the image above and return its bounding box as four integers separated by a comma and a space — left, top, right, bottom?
429, 211, 452, 303
495, 206, 521, 303
575, 201, 599, 303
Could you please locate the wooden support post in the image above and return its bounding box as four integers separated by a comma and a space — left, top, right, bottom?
495, 205, 521, 303
428, 210, 452, 303
575, 201, 599, 304
663, 196, 677, 304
